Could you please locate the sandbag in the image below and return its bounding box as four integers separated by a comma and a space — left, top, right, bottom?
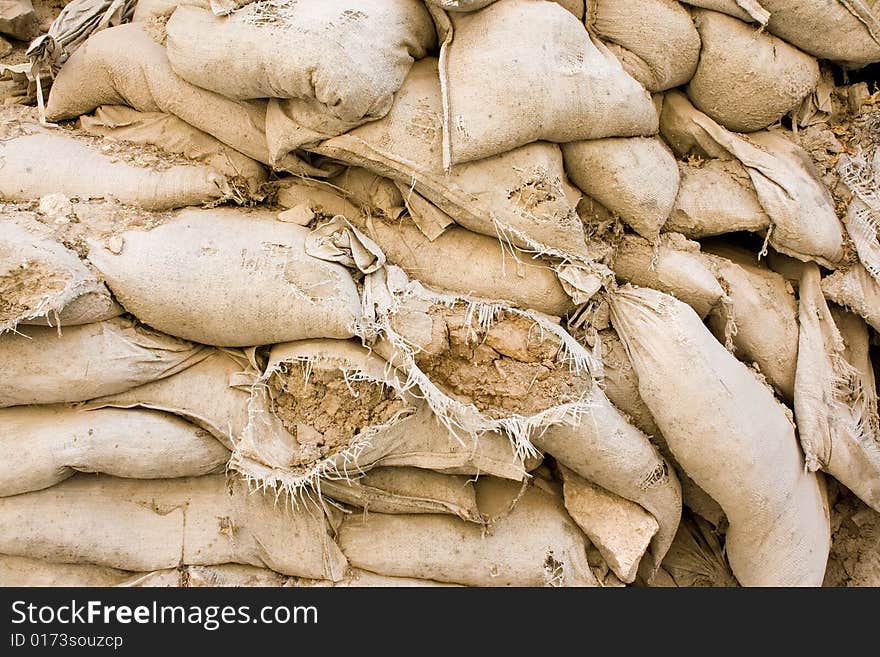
320, 467, 481, 521
795, 264, 880, 513
0, 474, 347, 579
0, 555, 153, 587
531, 386, 681, 577
610, 233, 725, 318
679, 0, 880, 68
666, 159, 770, 238
610, 286, 830, 586
87, 208, 362, 347
0, 0, 38, 40
438, 0, 657, 165
586, 0, 701, 92
562, 136, 679, 240
0, 317, 208, 408
686, 9, 819, 132
338, 477, 598, 586
0, 219, 120, 333
429, 0, 583, 15
660, 92, 845, 268
702, 245, 799, 400
0, 406, 229, 497
80, 105, 268, 195
45, 23, 325, 175
85, 349, 254, 448
559, 462, 658, 584
315, 59, 593, 261
822, 264, 880, 332
0, 130, 229, 210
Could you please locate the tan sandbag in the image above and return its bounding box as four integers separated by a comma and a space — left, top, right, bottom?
315, 59, 592, 261
292, 568, 457, 587
686, 10, 819, 132
80, 105, 268, 195
795, 264, 880, 513
666, 159, 770, 238
660, 92, 845, 268
0, 0, 38, 40
0, 130, 229, 210
0, 554, 152, 587
0, 474, 347, 579
703, 246, 799, 401
320, 467, 481, 521
132, 0, 208, 21
562, 136, 679, 240
822, 264, 880, 332
45, 23, 323, 175
532, 386, 681, 577
86, 208, 362, 347
338, 477, 598, 586
437, 0, 656, 165
610, 233, 725, 318
84, 349, 253, 448
350, 214, 574, 316
680, 0, 880, 68
657, 514, 738, 587
610, 286, 830, 586
0, 317, 208, 408
0, 219, 120, 333
586, 0, 701, 92
0, 406, 228, 497
429, 0, 583, 16
559, 465, 658, 584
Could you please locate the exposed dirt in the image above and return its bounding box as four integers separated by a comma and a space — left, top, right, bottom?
824, 485, 880, 587
269, 364, 409, 467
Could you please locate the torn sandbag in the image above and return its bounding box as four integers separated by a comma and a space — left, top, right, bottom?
822, 264, 880, 332
0, 317, 209, 408
86, 208, 362, 347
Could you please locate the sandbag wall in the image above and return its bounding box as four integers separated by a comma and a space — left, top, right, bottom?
2, 0, 880, 587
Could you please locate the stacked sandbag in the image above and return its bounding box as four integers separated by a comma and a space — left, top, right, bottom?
6, 0, 880, 588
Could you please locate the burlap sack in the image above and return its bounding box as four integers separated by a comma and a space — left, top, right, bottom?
822, 264, 880, 332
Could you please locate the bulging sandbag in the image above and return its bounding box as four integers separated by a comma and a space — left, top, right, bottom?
680, 0, 880, 68
338, 477, 598, 586
0, 317, 208, 408
533, 386, 682, 577
0, 219, 120, 333
666, 159, 770, 238
559, 465, 658, 584
0, 130, 229, 211
586, 0, 701, 92
86, 208, 362, 347
0, 474, 347, 579
610, 286, 830, 586
80, 105, 268, 196
562, 136, 679, 240
315, 59, 593, 261
702, 244, 799, 401
687, 9, 819, 132
794, 264, 880, 513
822, 264, 880, 332
429, 0, 584, 15
45, 23, 324, 175
438, 0, 658, 165
319, 467, 481, 521
0, 555, 155, 587
660, 92, 845, 268
85, 349, 254, 448
610, 233, 725, 318
0, 406, 229, 497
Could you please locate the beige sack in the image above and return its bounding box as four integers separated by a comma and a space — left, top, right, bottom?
438, 0, 657, 165
315, 59, 593, 261
0, 406, 228, 497
0, 555, 152, 587
0, 317, 208, 408
0, 130, 228, 210
822, 264, 880, 332
610, 233, 725, 318
795, 264, 880, 513
610, 286, 830, 586
429, 0, 583, 16
0, 219, 120, 333
338, 477, 598, 586
687, 10, 819, 132
87, 208, 361, 347
562, 136, 679, 240
0, 474, 347, 579
586, 0, 701, 92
